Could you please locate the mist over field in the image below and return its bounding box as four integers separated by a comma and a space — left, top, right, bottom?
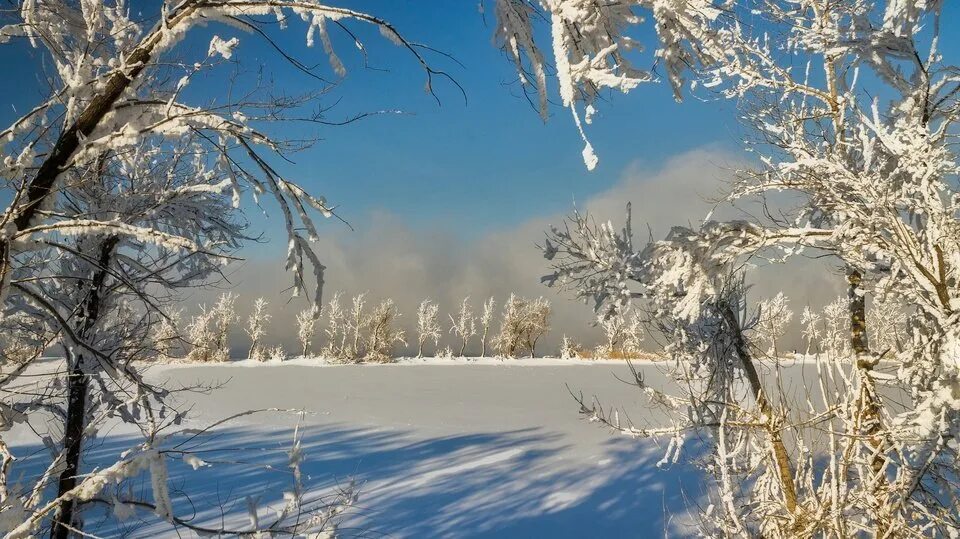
217, 149, 844, 357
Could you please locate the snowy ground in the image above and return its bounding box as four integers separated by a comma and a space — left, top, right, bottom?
9, 359, 711, 538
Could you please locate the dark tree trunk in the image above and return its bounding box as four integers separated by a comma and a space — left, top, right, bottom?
50, 237, 117, 539
50, 354, 90, 539
720, 304, 797, 513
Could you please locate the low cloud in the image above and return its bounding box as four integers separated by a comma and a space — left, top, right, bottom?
203, 147, 844, 356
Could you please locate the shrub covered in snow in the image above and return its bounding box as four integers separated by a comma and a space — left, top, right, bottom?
246, 298, 271, 361
493, 294, 551, 358
365, 299, 406, 362
449, 297, 476, 357
297, 307, 319, 358
186, 293, 238, 363
416, 299, 442, 358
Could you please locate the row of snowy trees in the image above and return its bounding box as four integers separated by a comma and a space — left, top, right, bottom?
164, 288, 907, 364
159, 292, 561, 361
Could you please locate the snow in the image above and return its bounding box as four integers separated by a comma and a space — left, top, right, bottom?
6, 360, 701, 537
146, 360, 697, 537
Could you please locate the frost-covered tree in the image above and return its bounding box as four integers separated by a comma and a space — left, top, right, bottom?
492, 294, 551, 358
821, 297, 851, 359
0, 1, 460, 536
0, 135, 261, 536
0, 142, 358, 537
479, 296, 496, 357
493, 294, 526, 358
867, 298, 908, 356
596, 312, 627, 359
186, 293, 238, 363
491, 0, 709, 170
449, 297, 477, 357
523, 297, 551, 357
755, 293, 793, 357
545, 201, 960, 534
154, 310, 184, 362
0, 0, 459, 310
348, 293, 367, 362
595, 306, 644, 359
321, 291, 350, 361
247, 298, 271, 361
297, 308, 319, 357
533, 1, 960, 534
415, 299, 441, 358
365, 299, 405, 363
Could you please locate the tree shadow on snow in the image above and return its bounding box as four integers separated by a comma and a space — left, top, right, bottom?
10, 422, 706, 538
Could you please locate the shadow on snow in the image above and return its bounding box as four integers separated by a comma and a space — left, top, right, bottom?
12, 422, 706, 538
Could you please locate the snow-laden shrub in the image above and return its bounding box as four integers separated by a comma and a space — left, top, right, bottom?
448, 297, 476, 357
365, 299, 405, 363
296, 307, 318, 357
267, 345, 287, 362
492, 294, 551, 358
415, 299, 441, 358
246, 298, 271, 361
559, 335, 581, 359
594, 307, 644, 359
186, 293, 237, 362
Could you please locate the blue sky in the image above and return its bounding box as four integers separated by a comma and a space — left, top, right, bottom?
196, 2, 738, 247
0, 2, 759, 251
2, 1, 739, 247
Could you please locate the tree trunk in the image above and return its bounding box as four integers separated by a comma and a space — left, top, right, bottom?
50, 354, 90, 539
848, 268, 890, 533
847, 269, 868, 355
480, 329, 487, 357
417, 340, 424, 359
720, 304, 798, 514
50, 237, 117, 538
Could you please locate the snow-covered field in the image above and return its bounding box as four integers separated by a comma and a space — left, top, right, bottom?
146, 359, 699, 538
8, 359, 708, 538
